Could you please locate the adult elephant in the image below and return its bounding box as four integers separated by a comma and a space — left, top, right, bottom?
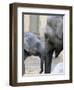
44, 16, 63, 73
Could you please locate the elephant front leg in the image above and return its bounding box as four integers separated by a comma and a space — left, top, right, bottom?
45, 50, 53, 73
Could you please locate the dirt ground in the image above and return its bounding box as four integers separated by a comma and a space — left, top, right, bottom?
24, 51, 64, 75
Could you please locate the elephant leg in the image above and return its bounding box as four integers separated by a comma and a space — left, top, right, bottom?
40, 58, 43, 73
22, 50, 29, 76
22, 59, 25, 76
45, 49, 54, 73
38, 54, 43, 73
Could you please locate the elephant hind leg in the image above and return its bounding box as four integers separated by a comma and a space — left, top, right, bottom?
40, 58, 43, 73
22, 50, 29, 76
38, 54, 43, 74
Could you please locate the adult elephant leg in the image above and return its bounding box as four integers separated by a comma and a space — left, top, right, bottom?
45, 49, 54, 73
40, 57, 43, 73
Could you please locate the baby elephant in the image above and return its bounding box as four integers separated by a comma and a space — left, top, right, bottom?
23, 32, 45, 75
45, 16, 63, 73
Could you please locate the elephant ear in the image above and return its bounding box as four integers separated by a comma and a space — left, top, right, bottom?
56, 19, 63, 40
47, 16, 57, 31
47, 16, 63, 40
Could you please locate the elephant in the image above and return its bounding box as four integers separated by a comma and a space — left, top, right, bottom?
22, 32, 45, 75
44, 16, 63, 73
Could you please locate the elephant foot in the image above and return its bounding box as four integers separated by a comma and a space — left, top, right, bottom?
39, 69, 43, 74
45, 70, 51, 73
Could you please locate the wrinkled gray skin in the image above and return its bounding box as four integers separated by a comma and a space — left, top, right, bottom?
45, 16, 63, 73
23, 32, 45, 75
